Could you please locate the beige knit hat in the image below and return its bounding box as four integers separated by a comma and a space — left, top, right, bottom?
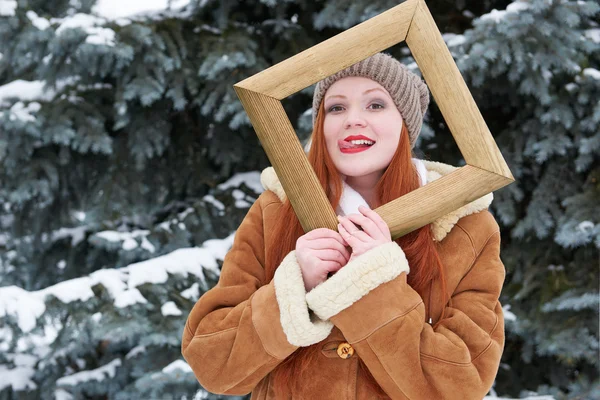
311, 52, 430, 149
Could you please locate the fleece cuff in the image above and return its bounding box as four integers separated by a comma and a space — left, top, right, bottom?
273, 250, 334, 347
305, 242, 410, 321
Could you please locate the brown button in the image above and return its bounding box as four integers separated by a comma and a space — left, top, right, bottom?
337, 342, 354, 359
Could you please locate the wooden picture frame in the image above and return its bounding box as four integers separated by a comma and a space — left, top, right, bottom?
233, 0, 514, 240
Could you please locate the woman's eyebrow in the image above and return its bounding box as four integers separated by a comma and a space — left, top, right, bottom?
325, 87, 387, 101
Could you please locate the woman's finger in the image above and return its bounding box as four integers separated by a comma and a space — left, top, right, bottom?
338, 216, 371, 242
313, 248, 349, 267
358, 206, 391, 240
304, 228, 349, 248
307, 237, 346, 252
342, 213, 383, 241
338, 222, 369, 250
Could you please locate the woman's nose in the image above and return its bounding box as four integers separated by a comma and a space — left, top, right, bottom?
345, 111, 367, 128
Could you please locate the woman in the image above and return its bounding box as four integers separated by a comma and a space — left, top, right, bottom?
182, 52, 506, 399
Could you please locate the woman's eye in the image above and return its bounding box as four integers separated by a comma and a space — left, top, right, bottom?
327, 103, 384, 112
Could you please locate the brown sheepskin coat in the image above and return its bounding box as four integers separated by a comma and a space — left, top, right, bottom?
182, 159, 506, 399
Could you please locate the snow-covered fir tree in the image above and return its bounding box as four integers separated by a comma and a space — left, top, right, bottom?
0, 0, 598, 398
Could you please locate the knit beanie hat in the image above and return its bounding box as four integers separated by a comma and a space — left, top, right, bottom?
311, 52, 430, 149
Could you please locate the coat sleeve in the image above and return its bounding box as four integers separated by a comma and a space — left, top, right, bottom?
305, 211, 506, 400
181, 193, 333, 395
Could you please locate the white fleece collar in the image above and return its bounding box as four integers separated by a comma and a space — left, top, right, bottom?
336, 158, 427, 217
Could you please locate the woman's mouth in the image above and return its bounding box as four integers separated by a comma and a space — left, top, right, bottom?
338, 139, 376, 154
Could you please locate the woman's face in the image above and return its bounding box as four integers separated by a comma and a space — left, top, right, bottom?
322, 76, 403, 181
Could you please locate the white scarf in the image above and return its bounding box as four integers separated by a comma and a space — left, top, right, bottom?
335, 158, 427, 217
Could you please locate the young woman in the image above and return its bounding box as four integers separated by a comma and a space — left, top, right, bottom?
182, 52, 506, 399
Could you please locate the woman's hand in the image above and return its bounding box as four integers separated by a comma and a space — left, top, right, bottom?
337, 205, 392, 262
296, 228, 351, 292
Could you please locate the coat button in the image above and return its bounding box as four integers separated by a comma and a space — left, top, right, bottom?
337, 342, 354, 359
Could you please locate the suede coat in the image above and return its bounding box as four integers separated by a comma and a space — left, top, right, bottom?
182, 159, 506, 400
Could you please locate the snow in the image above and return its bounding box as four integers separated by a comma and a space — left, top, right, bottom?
0, 327, 11, 352
114, 288, 147, 308
480, 9, 508, 23
95, 229, 155, 252
0, 80, 53, 105
57, 260, 66, 270
181, 282, 200, 300
0, 232, 231, 342
122, 237, 138, 250
0, 0, 17, 17
217, 171, 263, 194
127, 247, 219, 288
37, 276, 96, 303
0, 77, 82, 110
502, 304, 517, 321
203, 195, 225, 215
6, 353, 37, 367
443, 33, 466, 47
158, 221, 172, 232
541, 68, 553, 83
1, 354, 38, 392
480, 0, 530, 23
585, 28, 600, 43
577, 220, 594, 233
0, 365, 36, 391
161, 301, 182, 316
202, 235, 234, 261
178, 207, 195, 220
61, 265, 119, 305
583, 68, 600, 80
162, 359, 192, 374
89, 269, 128, 298
54, 13, 116, 47
56, 358, 121, 386
14, 319, 59, 357
506, 1, 530, 13
0, 286, 46, 332
140, 236, 156, 253
54, 13, 104, 35
462, 10, 475, 19
125, 345, 146, 359
73, 211, 86, 221
232, 189, 252, 208
46, 225, 88, 246
564, 82, 578, 92
85, 27, 116, 46
54, 388, 74, 400
9, 101, 41, 122
96, 229, 149, 242
92, 0, 191, 20
26, 11, 50, 30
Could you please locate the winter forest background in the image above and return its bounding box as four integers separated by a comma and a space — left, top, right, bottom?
0, 0, 598, 399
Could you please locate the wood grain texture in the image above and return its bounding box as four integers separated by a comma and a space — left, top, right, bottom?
233, 0, 515, 237
233, 87, 338, 232
234, 0, 419, 99
374, 165, 513, 240
407, 0, 514, 180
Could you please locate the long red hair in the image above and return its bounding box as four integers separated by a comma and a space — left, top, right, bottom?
264, 100, 449, 398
